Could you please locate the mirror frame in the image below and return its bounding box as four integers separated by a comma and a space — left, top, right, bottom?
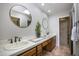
9, 5, 32, 28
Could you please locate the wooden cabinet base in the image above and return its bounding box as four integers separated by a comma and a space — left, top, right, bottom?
19, 36, 56, 56
36, 44, 42, 56
19, 47, 36, 56
46, 37, 56, 51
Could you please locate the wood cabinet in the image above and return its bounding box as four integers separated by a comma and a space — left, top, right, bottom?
42, 41, 48, 47
19, 36, 56, 56
20, 47, 36, 56
36, 44, 42, 56
42, 36, 56, 54
52, 36, 56, 49
46, 36, 56, 51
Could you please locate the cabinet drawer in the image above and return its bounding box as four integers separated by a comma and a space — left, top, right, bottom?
32, 53, 37, 56
21, 47, 36, 56
37, 52, 42, 56
37, 44, 42, 55
42, 41, 48, 47
37, 44, 42, 50
48, 39, 52, 43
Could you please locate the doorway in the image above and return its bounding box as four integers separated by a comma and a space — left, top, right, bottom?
59, 16, 72, 54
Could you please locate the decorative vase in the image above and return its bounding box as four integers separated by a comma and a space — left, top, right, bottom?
36, 33, 40, 38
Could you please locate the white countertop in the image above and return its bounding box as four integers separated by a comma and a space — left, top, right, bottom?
0, 34, 56, 56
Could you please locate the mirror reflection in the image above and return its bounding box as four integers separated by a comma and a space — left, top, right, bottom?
10, 5, 32, 28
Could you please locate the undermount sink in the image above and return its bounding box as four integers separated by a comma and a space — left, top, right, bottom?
3, 41, 29, 50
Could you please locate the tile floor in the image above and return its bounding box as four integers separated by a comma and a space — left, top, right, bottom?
44, 46, 71, 56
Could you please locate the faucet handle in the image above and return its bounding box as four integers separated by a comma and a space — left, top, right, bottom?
18, 37, 22, 42
8, 39, 13, 43
14, 36, 18, 42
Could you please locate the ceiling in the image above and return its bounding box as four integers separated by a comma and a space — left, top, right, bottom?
12, 5, 31, 15
33, 3, 73, 16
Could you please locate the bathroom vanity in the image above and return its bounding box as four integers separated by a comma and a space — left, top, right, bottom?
18, 36, 56, 56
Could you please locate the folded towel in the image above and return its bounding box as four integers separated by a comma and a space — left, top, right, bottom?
71, 26, 77, 41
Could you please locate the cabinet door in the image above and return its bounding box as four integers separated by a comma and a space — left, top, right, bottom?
42, 41, 48, 47
46, 39, 53, 51
52, 36, 56, 49
46, 36, 56, 51
37, 44, 42, 56
20, 47, 36, 56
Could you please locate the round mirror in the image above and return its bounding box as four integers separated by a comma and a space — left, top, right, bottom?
9, 5, 32, 28
42, 18, 48, 29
